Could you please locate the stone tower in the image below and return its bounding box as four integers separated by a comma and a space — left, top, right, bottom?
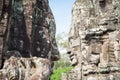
0, 0, 59, 79
64, 0, 120, 80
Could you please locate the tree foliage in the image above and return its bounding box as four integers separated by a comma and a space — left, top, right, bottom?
56, 32, 68, 49
50, 32, 72, 80
50, 66, 73, 80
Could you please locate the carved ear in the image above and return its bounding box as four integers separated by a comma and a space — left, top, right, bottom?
99, 0, 106, 8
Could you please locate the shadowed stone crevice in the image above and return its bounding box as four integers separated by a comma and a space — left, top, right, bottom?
99, 0, 106, 8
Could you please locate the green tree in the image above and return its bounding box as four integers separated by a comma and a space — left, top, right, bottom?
55, 32, 70, 69
51, 32, 72, 80
50, 66, 73, 80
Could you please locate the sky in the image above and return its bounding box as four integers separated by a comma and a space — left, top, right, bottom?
49, 0, 75, 34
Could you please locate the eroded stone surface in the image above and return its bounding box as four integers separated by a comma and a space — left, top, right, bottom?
31, 0, 60, 60
0, 0, 60, 61
0, 0, 59, 79
63, 0, 120, 80
0, 57, 51, 80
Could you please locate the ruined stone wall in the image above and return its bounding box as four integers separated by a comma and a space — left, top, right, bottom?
0, 0, 59, 79
65, 0, 120, 80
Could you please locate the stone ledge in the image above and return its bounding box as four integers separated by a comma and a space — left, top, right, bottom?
0, 57, 51, 80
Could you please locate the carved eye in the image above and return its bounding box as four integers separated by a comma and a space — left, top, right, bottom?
99, 0, 106, 7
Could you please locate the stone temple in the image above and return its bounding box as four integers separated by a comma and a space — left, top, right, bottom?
0, 0, 120, 80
